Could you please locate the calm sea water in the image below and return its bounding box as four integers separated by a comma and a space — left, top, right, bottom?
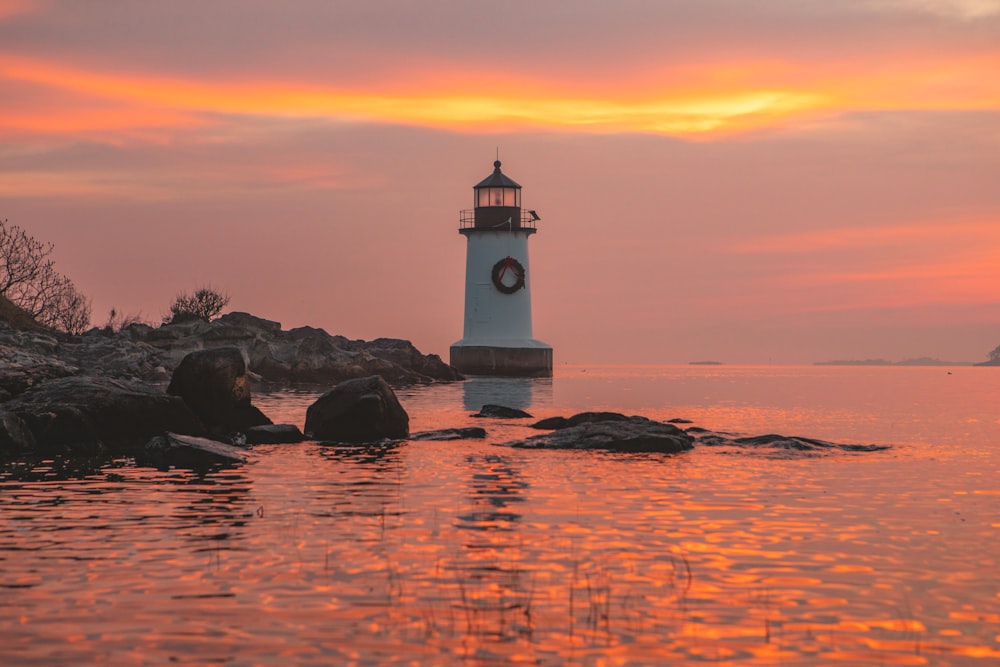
2, 365, 998, 666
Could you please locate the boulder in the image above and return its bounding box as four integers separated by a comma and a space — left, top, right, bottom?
472, 404, 533, 419
245, 424, 305, 444
409, 427, 487, 441
0, 410, 36, 454
5, 376, 205, 455
167, 347, 271, 435
304, 375, 409, 442
143, 432, 247, 470
504, 417, 694, 453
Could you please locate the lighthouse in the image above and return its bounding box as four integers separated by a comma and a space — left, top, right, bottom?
450, 160, 553, 376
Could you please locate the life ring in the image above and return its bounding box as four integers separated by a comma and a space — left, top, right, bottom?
491, 256, 525, 294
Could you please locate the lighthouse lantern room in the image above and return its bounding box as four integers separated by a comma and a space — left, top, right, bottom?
450, 160, 553, 376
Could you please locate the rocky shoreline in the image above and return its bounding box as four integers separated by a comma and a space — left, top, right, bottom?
0, 311, 460, 395
0, 312, 891, 467
0, 312, 462, 460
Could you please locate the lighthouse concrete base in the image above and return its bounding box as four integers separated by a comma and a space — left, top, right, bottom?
450, 344, 552, 377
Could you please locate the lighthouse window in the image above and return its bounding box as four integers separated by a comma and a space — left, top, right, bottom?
476, 187, 521, 207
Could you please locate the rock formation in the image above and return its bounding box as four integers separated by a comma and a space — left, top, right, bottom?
304, 375, 409, 442
472, 404, 533, 419
143, 432, 248, 469
2, 376, 205, 455
167, 347, 271, 436
0, 311, 461, 401
504, 415, 694, 453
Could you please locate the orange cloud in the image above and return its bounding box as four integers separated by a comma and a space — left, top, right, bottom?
1, 49, 998, 139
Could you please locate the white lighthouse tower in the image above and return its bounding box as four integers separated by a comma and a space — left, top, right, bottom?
450, 160, 553, 376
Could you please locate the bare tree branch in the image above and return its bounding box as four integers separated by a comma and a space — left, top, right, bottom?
0, 218, 92, 333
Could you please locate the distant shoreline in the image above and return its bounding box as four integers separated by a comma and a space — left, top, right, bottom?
813, 358, 977, 367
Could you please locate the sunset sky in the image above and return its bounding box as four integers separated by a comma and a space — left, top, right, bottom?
3, 0, 999, 364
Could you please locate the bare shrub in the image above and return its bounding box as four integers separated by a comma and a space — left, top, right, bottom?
164, 286, 230, 324
103, 307, 147, 334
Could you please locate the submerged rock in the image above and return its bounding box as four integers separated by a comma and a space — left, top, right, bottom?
692, 431, 890, 454
244, 424, 305, 444
409, 427, 488, 441
167, 347, 271, 435
143, 432, 247, 469
530, 411, 630, 429
473, 404, 533, 419
505, 417, 694, 453
304, 375, 409, 442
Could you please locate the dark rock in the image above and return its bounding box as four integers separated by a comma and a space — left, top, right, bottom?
245, 424, 305, 444
530, 411, 630, 430
530, 416, 569, 429
504, 417, 694, 453
566, 411, 630, 426
143, 432, 247, 469
304, 375, 409, 442
167, 347, 272, 435
692, 431, 890, 454
216, 311, 283, 334
473, 404, 533, 419
0, 410, 36, 454
409, 427, 487, 441
5, 376, 204, 454
667, 418, 694, 424
0, 326, 78, 399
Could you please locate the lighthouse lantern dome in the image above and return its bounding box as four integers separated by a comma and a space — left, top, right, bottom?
472, 160, 523, 229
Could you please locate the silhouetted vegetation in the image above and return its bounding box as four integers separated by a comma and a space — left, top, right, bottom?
0, 218, 91, 334
103, 307, 148, 334
164, 286, 230, 324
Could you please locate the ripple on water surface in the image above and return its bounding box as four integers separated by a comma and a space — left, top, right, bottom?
2, 367, 999, 665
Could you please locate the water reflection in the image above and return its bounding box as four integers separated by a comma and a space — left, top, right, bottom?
169, 470, 255, 553
316, 441, 403, 467
443, 452, 535, 646
456, 453, 528, 532
461, 375, 553, 412
2, 367, 999, 665
0, 454, 128, 483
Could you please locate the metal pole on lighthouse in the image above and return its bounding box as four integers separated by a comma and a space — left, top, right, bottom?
450, 160, 553, 376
